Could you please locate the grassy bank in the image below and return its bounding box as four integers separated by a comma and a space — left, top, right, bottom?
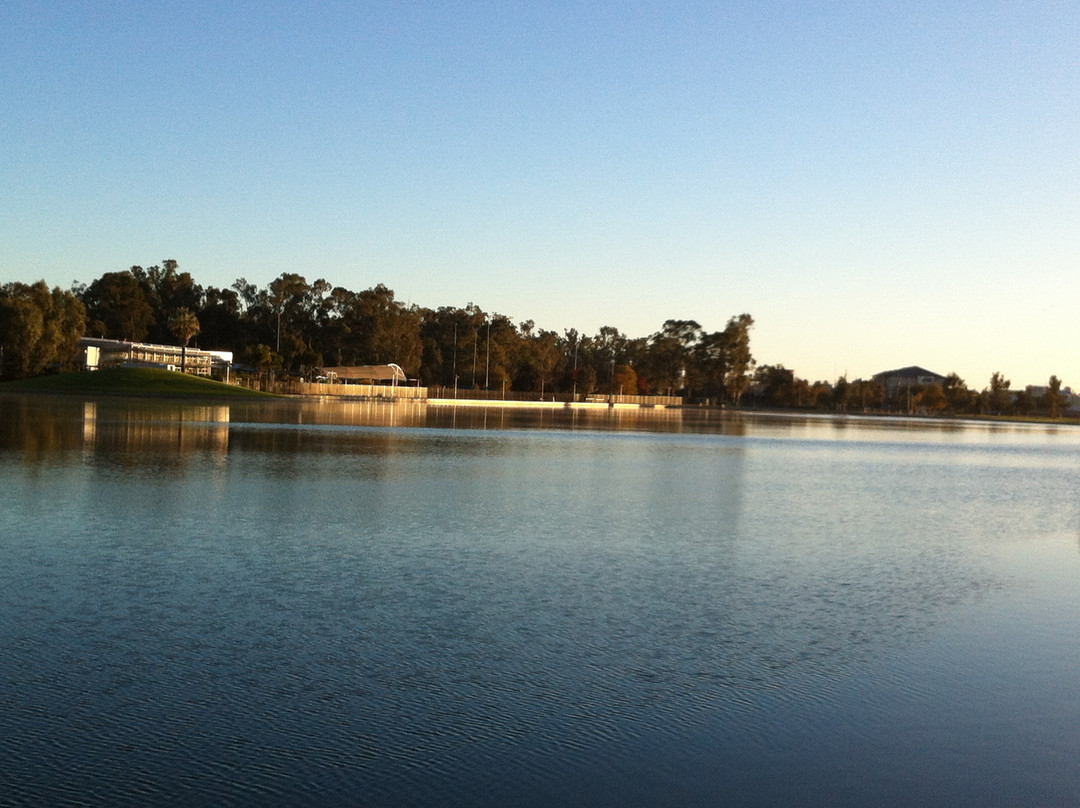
0, 368, 274, 398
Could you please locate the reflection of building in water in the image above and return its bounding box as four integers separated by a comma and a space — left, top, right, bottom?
83, 401, 96, 443
78, 402, 231, 458
80, 337, 233, 379
296, 399, 429, 428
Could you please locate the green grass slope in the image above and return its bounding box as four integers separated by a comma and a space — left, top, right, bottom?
0, 368, 273, 398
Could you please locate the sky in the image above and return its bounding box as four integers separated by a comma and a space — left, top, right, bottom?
2, 0, 1077, 388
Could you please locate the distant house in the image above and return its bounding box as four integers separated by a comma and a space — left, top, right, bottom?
872, 366, 946, 400
80, 337, 233, 379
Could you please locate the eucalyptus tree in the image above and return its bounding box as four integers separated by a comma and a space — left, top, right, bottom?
941, 373, 972, 413
514, 326, 563, 394
80, 270, 155, 341
693, 329, 730, 403
419, 306, 461, 386
480, 313, 520, 392
133, 260, 204, 343
240, 343, 282, 380
1044, 375, 1065, 419
848, 378, 886, 411
0, 281, 87, 378
266, 272, 311, 353
832, 375, 850, 412
316, 284, 420, 375
589, 325, 630, 392
231, 278, 259, 311
1012, 387, 1036, 416
642, 320, 703, 396
752, 364, 796, 408
352, 284, 422, 374
987, 372, 1012, 415
311, 286, 355, 366
612, 363, 638, 396
249, 272, 335, 373
915, 383, 948, 414
419, 304, 491, 387
199, 285, 247, 350
721, 313, 754, 404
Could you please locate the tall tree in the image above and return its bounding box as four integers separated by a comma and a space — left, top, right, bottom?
1044, 375, 1065, 419
200, 285, 248, 349
987, 372, 1011, 415
133, 260, 204, 343
266, 272, 311, 354
942, 373, 975, 414
722, 313, 754, 405
640, 321, 697, 396
81, 270, 155, 341
0, 282, 87, 378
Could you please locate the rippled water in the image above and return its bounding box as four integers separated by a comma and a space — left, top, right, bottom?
2, 395, 1080, 806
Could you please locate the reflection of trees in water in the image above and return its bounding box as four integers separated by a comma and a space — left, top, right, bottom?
0, 395, 232, 472
0, 395, 91, 460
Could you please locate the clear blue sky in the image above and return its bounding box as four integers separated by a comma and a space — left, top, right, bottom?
3, 1, 1077, 388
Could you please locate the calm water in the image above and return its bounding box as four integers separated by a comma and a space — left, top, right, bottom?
2, 394, 1080, 807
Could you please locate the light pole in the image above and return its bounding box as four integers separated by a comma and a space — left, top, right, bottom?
572, 336, 579, 401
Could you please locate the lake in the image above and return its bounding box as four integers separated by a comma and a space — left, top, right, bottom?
2, 394, 1079, 806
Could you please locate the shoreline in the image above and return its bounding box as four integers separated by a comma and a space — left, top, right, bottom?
4, 368, 1079, 426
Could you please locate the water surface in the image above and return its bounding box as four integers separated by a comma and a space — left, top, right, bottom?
2, 395, 1079, 806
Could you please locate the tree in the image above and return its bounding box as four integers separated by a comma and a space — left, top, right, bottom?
168, 308, 201, 374
514, 327, 562, 394
266, 272, 311, 354
639, 321, 699, 396
327, 284, 421, 375
915, 383, 948, 414
1013, 387, 1036, 416
753, 364, 796, 408
0, 282, 87, 379
81, 270, 155, 341
200, 285, 248, 349
832, 374, 850, 412
942, 373, 976, 414
591, 325, 631, 393
613, 363, 638, 396
241, 343, 282, 380
1044, 375, 1065, 419
133, 260, 203, 343
987, 372, 1011, 415
848, 378, 885, 411
721, 313, 754, 405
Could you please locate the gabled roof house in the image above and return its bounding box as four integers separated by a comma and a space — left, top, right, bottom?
872, 366, 946, 399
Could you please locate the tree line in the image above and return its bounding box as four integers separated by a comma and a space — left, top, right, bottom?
0, 261, 754, 402
0, 260, 1070, 416
749, 366, 1072, 418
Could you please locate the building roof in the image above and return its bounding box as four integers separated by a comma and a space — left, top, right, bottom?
79, 337, 232, 363
872, 365, 945, 381
318, 364, 407, 382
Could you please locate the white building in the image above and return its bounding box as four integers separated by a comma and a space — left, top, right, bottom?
80, 337, 233, 379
